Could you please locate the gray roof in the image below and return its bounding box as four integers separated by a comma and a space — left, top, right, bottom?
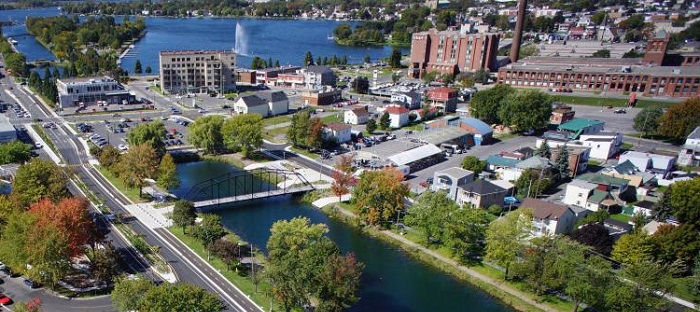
257, 90, 288, 102
0, 114, 14, 133
436, 167, 473, 179
568, 179, 597, 190
515, 156, 551, 169
612, 160, 639, 175
459, 179, 506, 195
388, 144, 443, 166
307, 66, 334, 74
239, 95, 267, 107
689, 126, 700, 140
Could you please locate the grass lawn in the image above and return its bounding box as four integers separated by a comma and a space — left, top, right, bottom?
169, 227, 277, 312
290, 146, 319, 160
95, 166, 146, 203
553, 94, 677, 109
321, 113, 343, 123
262, 126, 289, 144
609, 213, 632, 224
671, 277, 699, 303
263, 115, 291, 127
494, 132, 520, 141
621, 142, 634, 150
31, 124, 61, 162
402, 123, 426, 131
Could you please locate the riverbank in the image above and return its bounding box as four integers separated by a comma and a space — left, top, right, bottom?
316, 199, 566, 312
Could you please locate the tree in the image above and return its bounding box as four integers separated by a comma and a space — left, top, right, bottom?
91, 242, 119, 284
304, 51, 314, 67
565, 253, 613, 312
287, 109, 311, 147
352, 168, 409, 226
591, 11, 608, 25
187, 115, 225, 154
498, 90, 553, 132
606, 261, 674, 312
650, 224, 700, 270
388, 47, 401, 68
315, 253, 364, 312
145, 66, 152, 74
611, 231, 655, 265
654, 185, 673, 221
404, 191, 456, 245
554, 145, 570, 180
138, 283, 224, 312
468, 84, 513, 125
473, 68, 490, 84
352, 76, 369, 94
157, 153, 179, 190
365, 118, 377, 134
127, 121, 167, 157
116, 144, 159, 196
379, 112, 391, 130
363, 55, 370, 64
307, 117, 325, 149
0, 140, 32, 165
222, 113, 263, 157
658, 98, 700, 142
134, 59, 142, 74
515, 168, 552, 198
533, 142, 550, 161
25, 222, 71, 287
207, 238, 241, 271
111, 277, 154, 312
331, 155, 356, 201
171, 200, 197, 234
12, 158, 69, 207
98, 145, 121, 171
29, 197, 95, 257
570, 223, 614, 256
442, 202, 491, 262
460, 156, 486, 175
193, 214, 226, 248
669, 178, 700, 228
0, 211, 34, 276
633, 107, 663, 136
592, 49, 611, 58
485, 209, 532, 279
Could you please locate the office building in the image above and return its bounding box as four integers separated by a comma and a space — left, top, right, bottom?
159, 50, 236, 94
56, 76, 134, 109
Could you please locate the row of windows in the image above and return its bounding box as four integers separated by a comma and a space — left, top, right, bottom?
503, 71, 700, 86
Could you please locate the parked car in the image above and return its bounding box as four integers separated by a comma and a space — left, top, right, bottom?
613, 109, 627, 114
0, 293, 12, 305
23, 278, 39, 289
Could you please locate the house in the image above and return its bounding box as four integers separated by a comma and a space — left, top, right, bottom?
522, 198, 577, 236
563, 179, 616, 211
557, 118, 605, 139
391, 91, 422, 109
432, 167, 475, 201
304, 66, 337, 89
258, 91, 289, 116
234, 94, 269, 116
324, 123, 352, 144
540, 141, 591, 177
344, 108, 370, 125
486, 155, 522, 180
619, 151, 677, 179
575, 173, 630, 200
678, 126, 700, 166
0, 115, 16, 144
601, 160, 656, 191
459, 117, 493, 145
384, 106, 410, 128
550, 104, 575, 125
427, 87, 459, 112
579, 132, 624, 160
633, 200, 657, 217
457, 179, 508, 208
511, 156, 552, 181
643, 220, 677, 235
603, 218, 633, 236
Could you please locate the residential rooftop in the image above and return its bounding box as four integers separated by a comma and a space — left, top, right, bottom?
558, 118, 604, 132
576, 173, 630, 186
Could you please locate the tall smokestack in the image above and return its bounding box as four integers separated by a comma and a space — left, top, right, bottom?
510, 0, 527, 63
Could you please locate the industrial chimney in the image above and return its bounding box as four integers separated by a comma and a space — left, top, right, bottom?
510, 0, 527, 63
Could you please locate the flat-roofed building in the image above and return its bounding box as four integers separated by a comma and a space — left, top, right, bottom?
159, 50, 236, 95
56, 76, 134, 108
0, 114, 16, 143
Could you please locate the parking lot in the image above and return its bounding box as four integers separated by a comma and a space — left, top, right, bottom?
76, 117, 191, 151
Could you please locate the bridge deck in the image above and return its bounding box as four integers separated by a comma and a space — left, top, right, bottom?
193, 185, 315, 208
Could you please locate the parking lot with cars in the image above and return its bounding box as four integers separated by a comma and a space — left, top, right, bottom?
75, 116, 191, 151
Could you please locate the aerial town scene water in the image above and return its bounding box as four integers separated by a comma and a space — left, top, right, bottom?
0, 0, 696, 311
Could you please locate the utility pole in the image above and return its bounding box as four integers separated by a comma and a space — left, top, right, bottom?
251, 244, 257, 293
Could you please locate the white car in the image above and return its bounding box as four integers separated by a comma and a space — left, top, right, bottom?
34, 142, 43, 149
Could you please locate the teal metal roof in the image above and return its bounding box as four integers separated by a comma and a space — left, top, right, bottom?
558, 118, 604, 132
487, 155, 521, 168
588, 190, 609, 204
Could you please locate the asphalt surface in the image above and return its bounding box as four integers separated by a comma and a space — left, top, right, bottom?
2, 71, 261, 311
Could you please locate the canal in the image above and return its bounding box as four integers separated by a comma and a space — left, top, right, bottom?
172, 161, 514, 312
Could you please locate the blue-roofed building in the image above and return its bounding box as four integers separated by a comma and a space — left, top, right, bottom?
557, 118, 605, 139
459, 117, 493, 145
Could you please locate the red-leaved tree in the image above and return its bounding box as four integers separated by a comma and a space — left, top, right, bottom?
29, 197, 97, 257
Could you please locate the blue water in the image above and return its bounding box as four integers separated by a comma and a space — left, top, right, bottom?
1, 7, 407, 72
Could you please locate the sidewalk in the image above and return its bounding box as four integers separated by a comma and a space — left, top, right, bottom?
312, 194, 352, 209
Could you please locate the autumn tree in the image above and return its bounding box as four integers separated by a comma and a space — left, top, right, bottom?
12, 158, 69, 207
331, 155, 356, 201
91, 242, 119, 284
485, 209, 533, 279
98, 145, 121, 171
658, 98, 700, 142
307, 117, 325, 149
352, 168, 409, 226
171, 200, 197, 234
157, 153, 179, 190
222, 113, 264, 157
25, 222, 71, 287
315, 253, 364, 312
29, 197, 96, 257
127, 121, 167, 157
116, 144, 159, 196
187, 115, 225, 154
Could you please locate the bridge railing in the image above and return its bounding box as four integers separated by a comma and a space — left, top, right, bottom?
185, 168, 314, 202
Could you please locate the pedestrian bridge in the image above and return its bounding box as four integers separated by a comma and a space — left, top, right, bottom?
185, 168, 315, 209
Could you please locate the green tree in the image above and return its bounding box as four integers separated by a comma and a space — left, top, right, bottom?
443, 204, 491, 262
5, 53, 28, 77
591, 11, 609, 25
12, 158, 69, 206
469, 84, 513, 125
554, 145, 570, 180
669, 178, 700, 228
654, 185, 673, 221
366, 118, 377, 134
111, 277, 154, 312
287, 109, 311, 147
193, 214, 226, 248
145, 66, 152, 74
379, 112, 391, 130
658, 98, 700, 142
115, 144, 159, 196
592, 49, 611, 58
97, 145, 121, 171
498, 90, 553, 132
139, 283, 224, 312
404, 191, 456, 245
515, 168, 552, 198
565, 252, 613, 312
134, 59, 142, 74
611, 231, 655, 265
389, 47, 401, 68
633, 107, 663, 136
460, 156, 486, 175
0, 140, 32, 165
187, 115, 225, 154
171, 200, 197, 234
25, 222, 71, 287
156, 153, 179, 190
485, 209, 532, 279
316, 253, 364, 312
304, 51, 314, 67
353, 168, 409, 226
605, 261, 674, 312
90, 242, 119, 284
650, 224, 700, 269
363, 55, 370, 64
534, 141, 551, 158
222, 114, 263, 158
0, 211, 34, 276
352, 76, 369, 94
127, 121, 167, 157
473, 68, 490, 84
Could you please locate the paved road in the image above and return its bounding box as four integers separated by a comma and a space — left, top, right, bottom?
6, 74, 261, 311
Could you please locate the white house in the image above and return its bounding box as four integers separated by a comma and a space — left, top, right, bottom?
619, 151, 677, 179
522, 198, 576, 236
563, 179, 615, 211
324, 123, 352, 144
579, 132, 623, 160
678, 126, 700, 166
384, 106, 410, 128
258, 91, 289, 116
633, 200, 656, 217
431, 167, 475, 201
234, 95, 269, 116
344, 108, 370, 125
390, 91, 422, 109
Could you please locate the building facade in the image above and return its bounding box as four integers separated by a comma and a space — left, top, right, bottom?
159, 50, 236, 95
56, 77, 134, 108
409, 28, 500, 79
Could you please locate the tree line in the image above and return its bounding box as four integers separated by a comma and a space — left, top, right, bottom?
186, 114, 264, 157
27, 67, 59, 105
633, 98, 700, 143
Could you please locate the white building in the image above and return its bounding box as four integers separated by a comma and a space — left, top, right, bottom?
579, 132, 623, 160
522, 198, 576, 236
324, 123, 352, 144
257, 91, 289, 116
678, 126, 700, 166
56, 76, 134, 109
344, 108, 370, 125
390, 91, 422, 109
234, 95, 269, 116
384, 106, 410, 128
563, 179, 614, 211
159, 50, 237, 94
619, 151, 677, 178
0, 114, 16, 143
431, 167, 475, 201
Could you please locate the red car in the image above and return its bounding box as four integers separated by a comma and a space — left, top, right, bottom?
0, 293, 13, 305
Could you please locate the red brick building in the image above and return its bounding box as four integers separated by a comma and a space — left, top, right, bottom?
427, 87, 459, 112
409, 28, 500, 79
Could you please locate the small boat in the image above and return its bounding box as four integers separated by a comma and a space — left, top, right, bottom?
327, 34, 336, 40
9, 38, 17, 44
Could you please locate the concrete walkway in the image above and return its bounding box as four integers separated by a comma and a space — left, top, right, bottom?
312, 194, 352, 209
122, 202, 173, 229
